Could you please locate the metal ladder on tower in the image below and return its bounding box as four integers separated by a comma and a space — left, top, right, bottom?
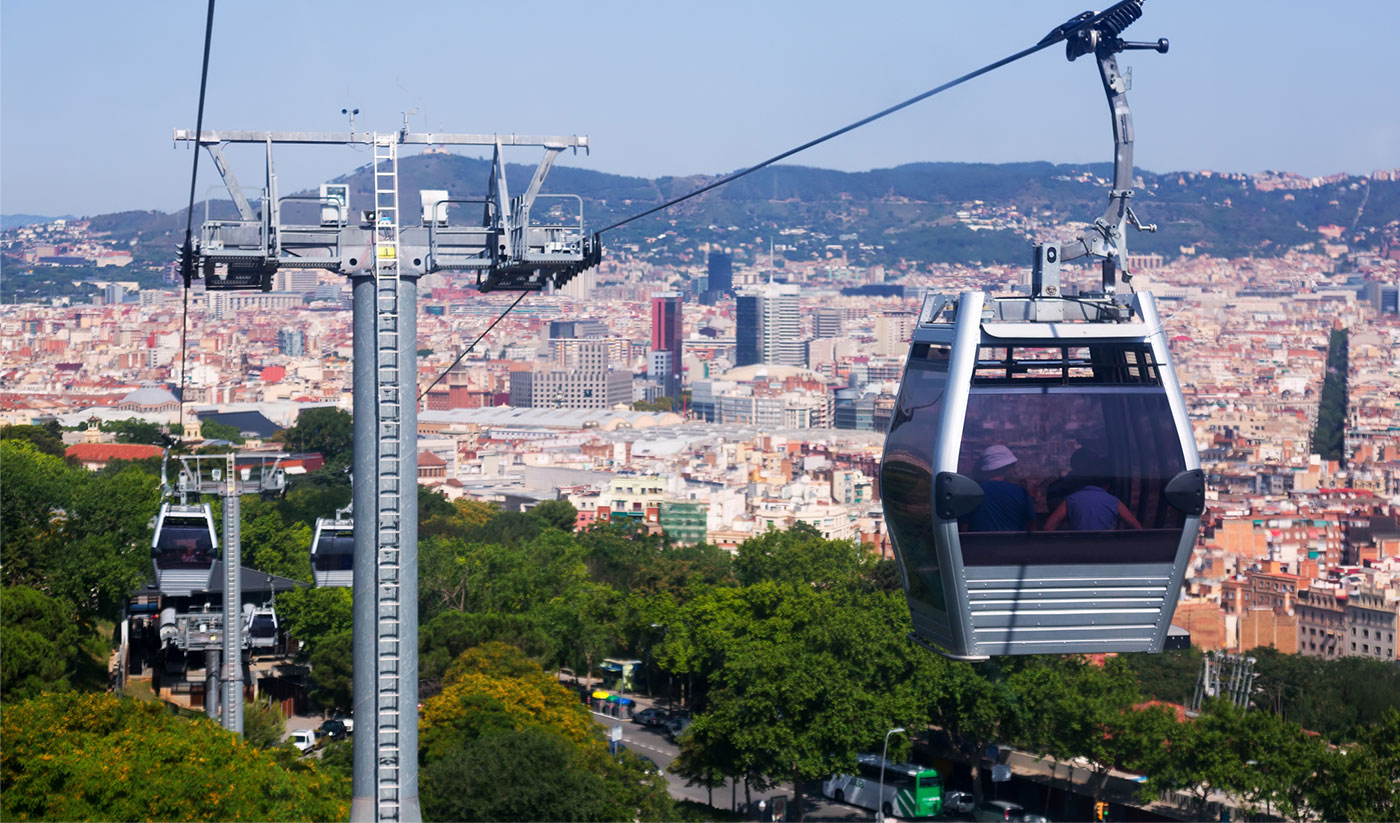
371, 133, 404, 821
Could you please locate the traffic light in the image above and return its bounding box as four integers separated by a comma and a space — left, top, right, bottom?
1095, 801, 1108, 821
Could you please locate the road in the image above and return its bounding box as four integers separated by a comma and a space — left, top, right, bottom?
589, 706, 873, 821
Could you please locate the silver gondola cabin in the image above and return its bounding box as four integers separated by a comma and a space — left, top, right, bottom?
310, 506, 354, 588
880, 1, 1204, 659
151, 501, 218, 596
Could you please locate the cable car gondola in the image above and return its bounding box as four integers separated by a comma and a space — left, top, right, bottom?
310, 506, 354, 588
880, 2, 1202, 659
151, 501, 218, 597
243, 603, 279, 652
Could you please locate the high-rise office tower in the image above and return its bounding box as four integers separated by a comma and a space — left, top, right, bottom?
874, 312, 915, 357
705, 251, 733, 304
650, 292, 683, 402
813, 307, 844, 339
549, 319, 608, 339
277, 328, 306, 357
735, 283, 803, 367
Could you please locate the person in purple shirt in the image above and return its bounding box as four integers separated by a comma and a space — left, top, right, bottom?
964, 445, 1035, 532
1044, 450, 1142, 531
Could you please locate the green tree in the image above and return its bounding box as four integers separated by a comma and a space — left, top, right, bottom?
733, 522, 870, 589
241, 496, 313, 582
274, 406, 353, 469
309, 630, 353, 713
0, 586, 89, 700
1, 692, 348, 821
1304, 707, 1400, 822
417, 643, 673, 822
928, 659, 1016, 808
57, 462, 160, 620
673, 583, 933, 820
102, 417, 169, 446
1233, 707, 1326, 820
276, 585, 352, 654
531, 498, 579, 532
1143, 700, 1249, 819
419, 484, 455, 522
0, 439, 71, 587
422, 728, 667, 823
0, 422, 66, 457
1120, 646, 1202, 706
200, 419, 246, 444
243, 698, 289, 749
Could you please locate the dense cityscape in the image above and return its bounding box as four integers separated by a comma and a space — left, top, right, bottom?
3, 154, 1400, 821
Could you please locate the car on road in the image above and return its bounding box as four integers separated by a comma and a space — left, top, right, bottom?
290, 729, 317, 755
633, 707, 670, 727
615, 743, 664, 777
1018, 813, 1050, 823
945, 790, 975, 814
664, 715, 692, 743
974, 800, 1028, 822
317, 719, 348, 742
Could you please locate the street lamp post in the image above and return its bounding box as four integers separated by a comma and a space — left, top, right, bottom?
877, 727, 907, 823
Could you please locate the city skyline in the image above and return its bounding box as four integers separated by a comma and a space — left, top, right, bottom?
3, 1, 1398, 217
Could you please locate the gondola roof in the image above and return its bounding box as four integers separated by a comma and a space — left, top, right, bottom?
132, 564, 305, 599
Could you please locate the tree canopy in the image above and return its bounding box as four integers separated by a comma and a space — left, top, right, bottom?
1, 692, 348, 822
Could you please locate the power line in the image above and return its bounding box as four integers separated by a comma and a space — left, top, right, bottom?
177, 0, 217, 442
597, 38, 1057, 235
418, 291, 528, 403
427, 29, 1068, 390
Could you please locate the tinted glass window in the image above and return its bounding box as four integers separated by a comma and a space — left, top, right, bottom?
882, 344, 950, 611
154, 521, 215, 568
313, 533, 355, 571
957, 386, 1187, 565
250, 615, 277, 637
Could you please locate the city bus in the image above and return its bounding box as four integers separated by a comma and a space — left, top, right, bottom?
822, 753, 943, 818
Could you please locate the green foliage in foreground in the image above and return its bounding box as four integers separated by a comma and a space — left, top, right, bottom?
418, 643, 673, 822
0, 585, 107, 701
0, 439, 159, 622
1, 692, 348, 821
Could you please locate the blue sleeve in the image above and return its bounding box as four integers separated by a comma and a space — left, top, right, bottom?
1021, 488, 1035, 528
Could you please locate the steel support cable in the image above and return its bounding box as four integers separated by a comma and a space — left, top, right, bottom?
177, 0, 217, 442
597, 37, 1058, 234
418, 291, 528, 403
421, 7, 1118, 403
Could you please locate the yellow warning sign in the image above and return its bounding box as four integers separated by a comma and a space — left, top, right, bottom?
377, 246, 397, 259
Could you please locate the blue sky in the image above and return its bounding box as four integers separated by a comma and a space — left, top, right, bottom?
2, 0, 1397, 216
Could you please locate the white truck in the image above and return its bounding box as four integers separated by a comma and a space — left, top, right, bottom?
290, 729, 317, 755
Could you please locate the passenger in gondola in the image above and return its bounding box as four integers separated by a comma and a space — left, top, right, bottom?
179, 543, 199, 565
963, 445, 1035, 532
1043, 449, 1142, 531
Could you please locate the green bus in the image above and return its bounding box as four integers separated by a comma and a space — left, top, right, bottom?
822, 753, 943, 818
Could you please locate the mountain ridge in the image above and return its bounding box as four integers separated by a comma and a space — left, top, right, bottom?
31, 155, 1400, 269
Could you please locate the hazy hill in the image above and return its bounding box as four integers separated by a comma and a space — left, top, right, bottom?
1, 214, 75, 230
57, 155, 1400, 270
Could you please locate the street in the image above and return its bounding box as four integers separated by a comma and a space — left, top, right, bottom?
589, 703, 872, 821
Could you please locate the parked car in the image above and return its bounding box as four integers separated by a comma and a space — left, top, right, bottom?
331, 714, 354, 735
290, 729, 317, 755
664, 716, 693, 743
974, 800, 1027, 822
945, 790, 975, 814
317, 719, 348, 741
615, 743, 664, 777
633, 707, 670, 727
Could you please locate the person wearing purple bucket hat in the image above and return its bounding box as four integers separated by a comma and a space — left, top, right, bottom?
963, 444, 1035, 532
